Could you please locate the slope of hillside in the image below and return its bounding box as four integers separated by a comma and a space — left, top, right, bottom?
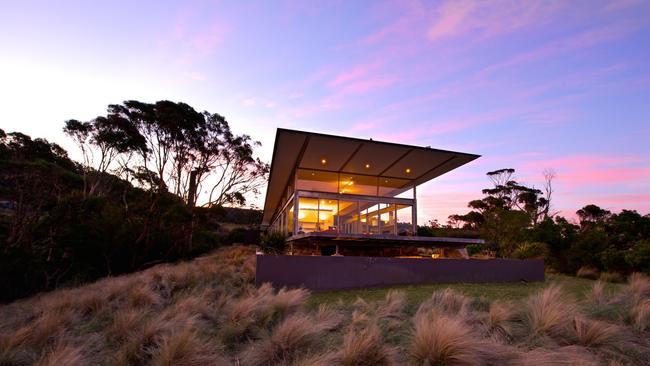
1, 246, 650, 365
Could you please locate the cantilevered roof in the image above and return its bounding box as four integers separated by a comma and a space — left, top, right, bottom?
262, 129, 480, 225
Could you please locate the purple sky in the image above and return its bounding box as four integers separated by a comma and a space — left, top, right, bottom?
1, 0, 649, 223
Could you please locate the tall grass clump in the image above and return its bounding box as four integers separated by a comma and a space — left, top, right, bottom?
339, 324, 396, 366
600, 272, 625, 283
516, 285, 577, 340
411, 312, 509, 365
577, 266, 600, 280
240, 312, 329, 365
415, 289, 470, 319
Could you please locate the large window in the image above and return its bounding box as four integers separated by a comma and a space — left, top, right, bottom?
296, 169, 338, 193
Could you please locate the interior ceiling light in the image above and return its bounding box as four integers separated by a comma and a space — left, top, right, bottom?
365, 163, 371, 169
405, 168, 411, 174
321, 158, 327, 165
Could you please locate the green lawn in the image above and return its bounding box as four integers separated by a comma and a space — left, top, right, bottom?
308, 274, 624, 308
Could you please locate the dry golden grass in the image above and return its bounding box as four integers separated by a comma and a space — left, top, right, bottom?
150, 327, 227, 366
241, 312, 324, 365
411, 311, 511, 365
600, 272, 626, 283
589, 280, 607, 306
518, 284, 577, 340
577, 266, 600, 280
630, 300, 650, 331
571, 316, 629, 351
339, 323, 396, 366
35, 342, 84, 366
481, 300, 516, 342
415, 288, 470, 320
2, 246, 650, 365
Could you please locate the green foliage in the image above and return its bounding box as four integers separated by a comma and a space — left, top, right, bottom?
260, 231, 287, 254
466, 244, 481, 257
1, 103, 267, 301
511, 242, 548, 260
599, 246, 628, 273
625, 239, 650, 275
226, 227, 248, 244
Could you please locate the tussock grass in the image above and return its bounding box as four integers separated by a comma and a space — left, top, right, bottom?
517, 284, 577, 340
481, 300, 516, 342
577, 266, 600, 280
241, 312, 326, 365
415, 288, 470, 320
35, 342, 84, 366
411, 312, 511, 365
339, 323, 396, 366
571, 316, 629, 351
600, 272, 626, 283
2, 246, 650, 365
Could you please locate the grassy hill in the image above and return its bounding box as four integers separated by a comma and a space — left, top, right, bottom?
1, 246, 650, 365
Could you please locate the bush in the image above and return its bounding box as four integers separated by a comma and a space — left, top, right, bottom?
260, 231, 286, 254
577, 266, 599, 280
625, 239, 650, 275
512, 242, 548, 260
466, 244, 481, 257
600, 246, 628, 273
599, 271, 625, 283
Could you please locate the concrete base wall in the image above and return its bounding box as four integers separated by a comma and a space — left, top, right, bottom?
255, 255, 544, 292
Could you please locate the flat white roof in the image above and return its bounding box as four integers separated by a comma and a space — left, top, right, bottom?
262, 129, 480, 225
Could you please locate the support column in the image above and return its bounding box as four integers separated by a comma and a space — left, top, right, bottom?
293, 192, 299, 235
412, 186, 417, 235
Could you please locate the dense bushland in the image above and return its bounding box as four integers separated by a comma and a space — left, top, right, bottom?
419, 168, 650, 275
0, 100, 267, 301
1, 246, 650, 365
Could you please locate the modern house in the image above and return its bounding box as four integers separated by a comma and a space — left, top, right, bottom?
262, 129, 484, 257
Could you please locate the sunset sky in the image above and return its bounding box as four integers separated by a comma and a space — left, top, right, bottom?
1, 0, 649, 223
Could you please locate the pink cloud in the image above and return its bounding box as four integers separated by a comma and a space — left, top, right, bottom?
427, 0, 476, 41
328, 62, 382, 87
427, 0, 564, 42
479, 23, 638, 77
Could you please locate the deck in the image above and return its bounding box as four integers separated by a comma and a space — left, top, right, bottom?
286, 231, 484, 247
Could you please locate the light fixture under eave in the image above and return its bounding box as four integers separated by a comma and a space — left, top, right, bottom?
405, 168, 411, 174
364, 163, 371, 169
321, 158, 327, 165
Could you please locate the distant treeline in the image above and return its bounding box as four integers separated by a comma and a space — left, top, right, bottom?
418, 168, 650, 275
0, 100, 267, 301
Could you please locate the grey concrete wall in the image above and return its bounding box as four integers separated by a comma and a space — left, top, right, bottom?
255, 255, 544, 292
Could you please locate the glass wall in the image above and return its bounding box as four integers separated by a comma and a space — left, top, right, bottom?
295, 169, 412, 197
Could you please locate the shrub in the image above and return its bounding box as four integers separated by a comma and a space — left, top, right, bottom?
511, 242, 548, 260
226, 227, 248, 245
625, 240, 650, 275
466, 244, 481, 257
576, 266, 599, 280
259, 231, 286, 254
599, 271, 625, 283
600, 246, 628, 273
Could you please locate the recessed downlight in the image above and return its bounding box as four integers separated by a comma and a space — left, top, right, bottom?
364, 163, 371, 169
405, 168, 411, 174
321, 158, 327, 165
